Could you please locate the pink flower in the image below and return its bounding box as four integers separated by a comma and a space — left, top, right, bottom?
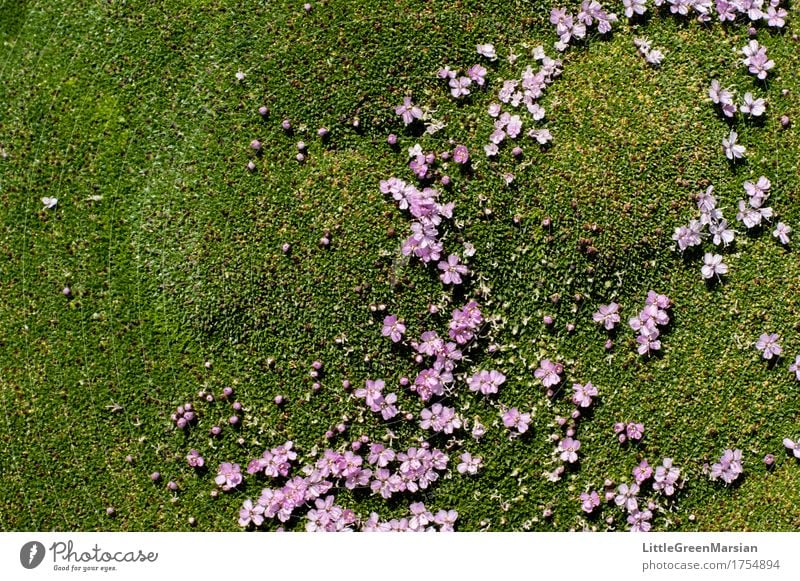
215, 462, 243, 491
467, 369, 506, 396
381, 315, 406, 343
438, 254, 469, 285
502, 407, 530, 433
395, 96, 423, 125
571, 382, 598, 408
580, 490, 600, 513
558, 437, 581, 463
534, 359, 562, 388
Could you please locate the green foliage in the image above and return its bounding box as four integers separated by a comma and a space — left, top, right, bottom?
1, 0, 799, 531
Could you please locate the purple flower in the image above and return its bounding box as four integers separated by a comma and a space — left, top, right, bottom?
764, 5, 787, 27
744, 176, 771, 207
238, 499, 265, 527
709, 448, 743, 484
741, 40, 775, 80
701, 253, 728, 280
476, 43, 497, 60
789, 356, 800, 381
740, 92, 766, 117
452, 145, 469, 164
627, 509, 652, 532
457, 452, 483, 475
502, 407, 531, 434
558, 436, 581, 463
534, 359, 562, 388
438, 254, 468, 285
571, 382, 598, 408
709, 219, 735, 247
614, 483, 639, 512
756, 333, 782, 360
449, 76, 472, 98
467, 369, 506, 396
632, 460, 653, 485
378, 392, 399, 420
466, 64, 487, 86
773, 222, 791, 245
672, 220, 703, 251
395, 97, 423, 126
215, 462, 243, 491
580, 490, 601, 513
653, 458, 681, 496
708, 79, 729, 105
722, 130, 746, 161
437, 65, 456, 79
783, 437, 800, 459
626, 422, 644, 441
367, 443, 396, 468
592, 302, 620, 330
381, 315, 406, 343
434, 509, 459, 532
412, 368, 448, 401
420, 403, 462, 434
623, 0, 647, 18
187, 449, 205, 468
355, 379, 385, 408
736, 199, 772, 229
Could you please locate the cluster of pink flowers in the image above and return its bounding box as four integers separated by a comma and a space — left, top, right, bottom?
354, 379, 399, 420
614, 421, 645, 444
737, 176, 773, 230
484, 47, 561, 158
246, 441, 298, 478
304, 495, 358, 532
467, 369, 506, 396
709, 79, 766, 119
741, 40, 775, 80
215, 462, 243, 492
448, 300, 484, 345
170, 403, 197, 429
581, 454, 681, 530
653, 458, 682, 496
629, 291, 671, 356
438, 64, 487, 99
361, 443, 451, 499
550, 3, 617, 52
420, 403, 462, 434
379, 177, 454, 265
363, 502, 458, 532
709, 448, 744, 484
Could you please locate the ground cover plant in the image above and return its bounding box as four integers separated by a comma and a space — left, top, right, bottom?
1, 0, 800, 532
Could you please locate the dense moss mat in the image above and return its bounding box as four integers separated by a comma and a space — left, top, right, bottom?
1, 0, 799, 531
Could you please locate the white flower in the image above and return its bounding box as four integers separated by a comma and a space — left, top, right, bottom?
701, 253, 728, 280
476, 43, 497, 60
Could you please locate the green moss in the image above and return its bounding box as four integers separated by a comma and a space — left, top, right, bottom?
1, 0, 799, 531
